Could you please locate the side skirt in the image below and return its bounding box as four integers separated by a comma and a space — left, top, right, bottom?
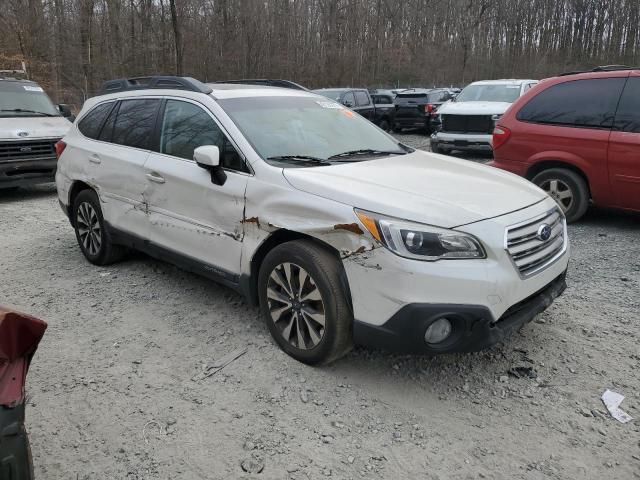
106, 223, 243, 294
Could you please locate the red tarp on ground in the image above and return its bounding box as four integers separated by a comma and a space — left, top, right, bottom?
0, 307, 47, 407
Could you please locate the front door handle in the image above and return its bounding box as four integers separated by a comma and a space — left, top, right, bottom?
146, 173, 166, 184
89, 154, 101, 164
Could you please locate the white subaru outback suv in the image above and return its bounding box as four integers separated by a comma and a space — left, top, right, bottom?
56, 76, 569, 365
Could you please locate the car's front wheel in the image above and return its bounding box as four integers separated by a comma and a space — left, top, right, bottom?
258, 240, 353, 365
532, 168, 589, 222
72, 189, 126, 265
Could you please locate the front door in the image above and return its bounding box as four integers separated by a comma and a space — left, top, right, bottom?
609, 76, 640, 211
143, 98, 250, 281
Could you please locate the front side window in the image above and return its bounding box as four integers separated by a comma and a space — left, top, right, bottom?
159, 100, 246, 171
0, 82, 61, 117
613, 78, 640, 133
78, 102, 115, 139
354, 91, 370, 106
110, 99, 160, 149
218, 96, 407, 166
455, 84, 522, 103
517, 78, 626, 129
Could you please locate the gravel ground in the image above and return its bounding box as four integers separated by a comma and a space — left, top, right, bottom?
0, 135, 639, 479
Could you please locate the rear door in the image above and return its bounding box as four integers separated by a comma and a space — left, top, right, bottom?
143, 98, 249, 279
76, 98, 160, 239
609, 75, 640, 211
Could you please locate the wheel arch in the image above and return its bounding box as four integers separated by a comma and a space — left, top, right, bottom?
67, 180, 95, 224
241, 228, 352, 309
525, 161, 592, 198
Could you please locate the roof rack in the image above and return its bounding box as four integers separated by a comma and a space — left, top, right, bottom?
98, 76, 213, 95
558, 65, 638, 76
211, 79, 308, 91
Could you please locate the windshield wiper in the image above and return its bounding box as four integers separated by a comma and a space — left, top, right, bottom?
266, 155, 331, 166
0, 108, 56, 117
328, 148, 407, 160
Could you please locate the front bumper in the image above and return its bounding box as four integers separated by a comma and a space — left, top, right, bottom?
343, 197, 570, 354
0, 158, 57, 189
353, 271, 566, 353
431, 132, 493, 151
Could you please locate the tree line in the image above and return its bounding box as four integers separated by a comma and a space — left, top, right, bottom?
1, 0, 639, 106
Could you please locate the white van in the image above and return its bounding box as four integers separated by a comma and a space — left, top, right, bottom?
431, 79, 537, 153
0, 78, 72, 189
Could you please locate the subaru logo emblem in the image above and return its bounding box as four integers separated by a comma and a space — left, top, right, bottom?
537, 224, 552, 241
17, 131, 29, 137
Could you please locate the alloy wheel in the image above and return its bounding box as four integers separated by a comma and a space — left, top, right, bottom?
76, 201, 102, 256
540, 178, 574, 212
267, 262, 326, 350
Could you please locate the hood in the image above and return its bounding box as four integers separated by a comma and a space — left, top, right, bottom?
283, 150, 546, 228
437, 101, 513, 116
0, 116, 71, 140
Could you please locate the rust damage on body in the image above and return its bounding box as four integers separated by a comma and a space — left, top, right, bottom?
242, 216, 261, 228
333, 223, 364, 235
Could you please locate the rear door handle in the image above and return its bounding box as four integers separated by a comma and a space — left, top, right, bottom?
89, 154, 101, 164
146, 173, 165, 184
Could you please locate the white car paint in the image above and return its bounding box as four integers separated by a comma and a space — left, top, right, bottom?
56, 84, 569, 351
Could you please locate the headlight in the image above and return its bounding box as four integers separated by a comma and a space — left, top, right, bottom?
355, 209, 485, 261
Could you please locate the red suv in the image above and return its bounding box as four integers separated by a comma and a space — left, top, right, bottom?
491, 67, 640, 222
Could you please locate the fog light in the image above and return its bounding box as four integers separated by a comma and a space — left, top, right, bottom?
424, 318, 452, 344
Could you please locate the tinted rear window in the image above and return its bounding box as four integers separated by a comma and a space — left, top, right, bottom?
614, 77, 640, 133
111, 99, 160, 149
517, 78, 626, 129
78, 102, 114, 139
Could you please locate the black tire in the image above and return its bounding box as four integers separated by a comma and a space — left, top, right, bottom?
72, 189, 126, 265
531, 168, 589, 222
392, 125, 403, 133
258, 240, 353, 365
378, 119, 390, 131
431, 144, 448, 155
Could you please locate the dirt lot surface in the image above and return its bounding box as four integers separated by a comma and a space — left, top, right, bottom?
1, 134, 639, 479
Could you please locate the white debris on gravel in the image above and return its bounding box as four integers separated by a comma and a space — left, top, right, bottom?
0, 136, 638, 478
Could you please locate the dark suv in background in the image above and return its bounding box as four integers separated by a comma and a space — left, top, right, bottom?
393, 88, 456, 134
312, 88, 375, 122
492, 67, 640, 222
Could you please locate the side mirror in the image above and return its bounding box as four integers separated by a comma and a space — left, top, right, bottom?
342, 100, 354, 108
194, 145, 226, 186
58, 104, 72, 118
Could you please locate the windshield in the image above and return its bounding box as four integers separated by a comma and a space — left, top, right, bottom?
0, 82, 60, 117
218, 96, 406, 165
311, 89, 345, 101
455, 84, 522, 103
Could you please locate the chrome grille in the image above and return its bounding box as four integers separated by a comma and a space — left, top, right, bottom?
0, 139, 58, 163
505, 208, 566, 277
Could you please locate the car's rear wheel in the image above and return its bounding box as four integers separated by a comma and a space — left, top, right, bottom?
72, 189, 126, 265
532, 168, 589, 222
392, 125, 402, 133
378, 119, 390, 131
258, 240, 353, 365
